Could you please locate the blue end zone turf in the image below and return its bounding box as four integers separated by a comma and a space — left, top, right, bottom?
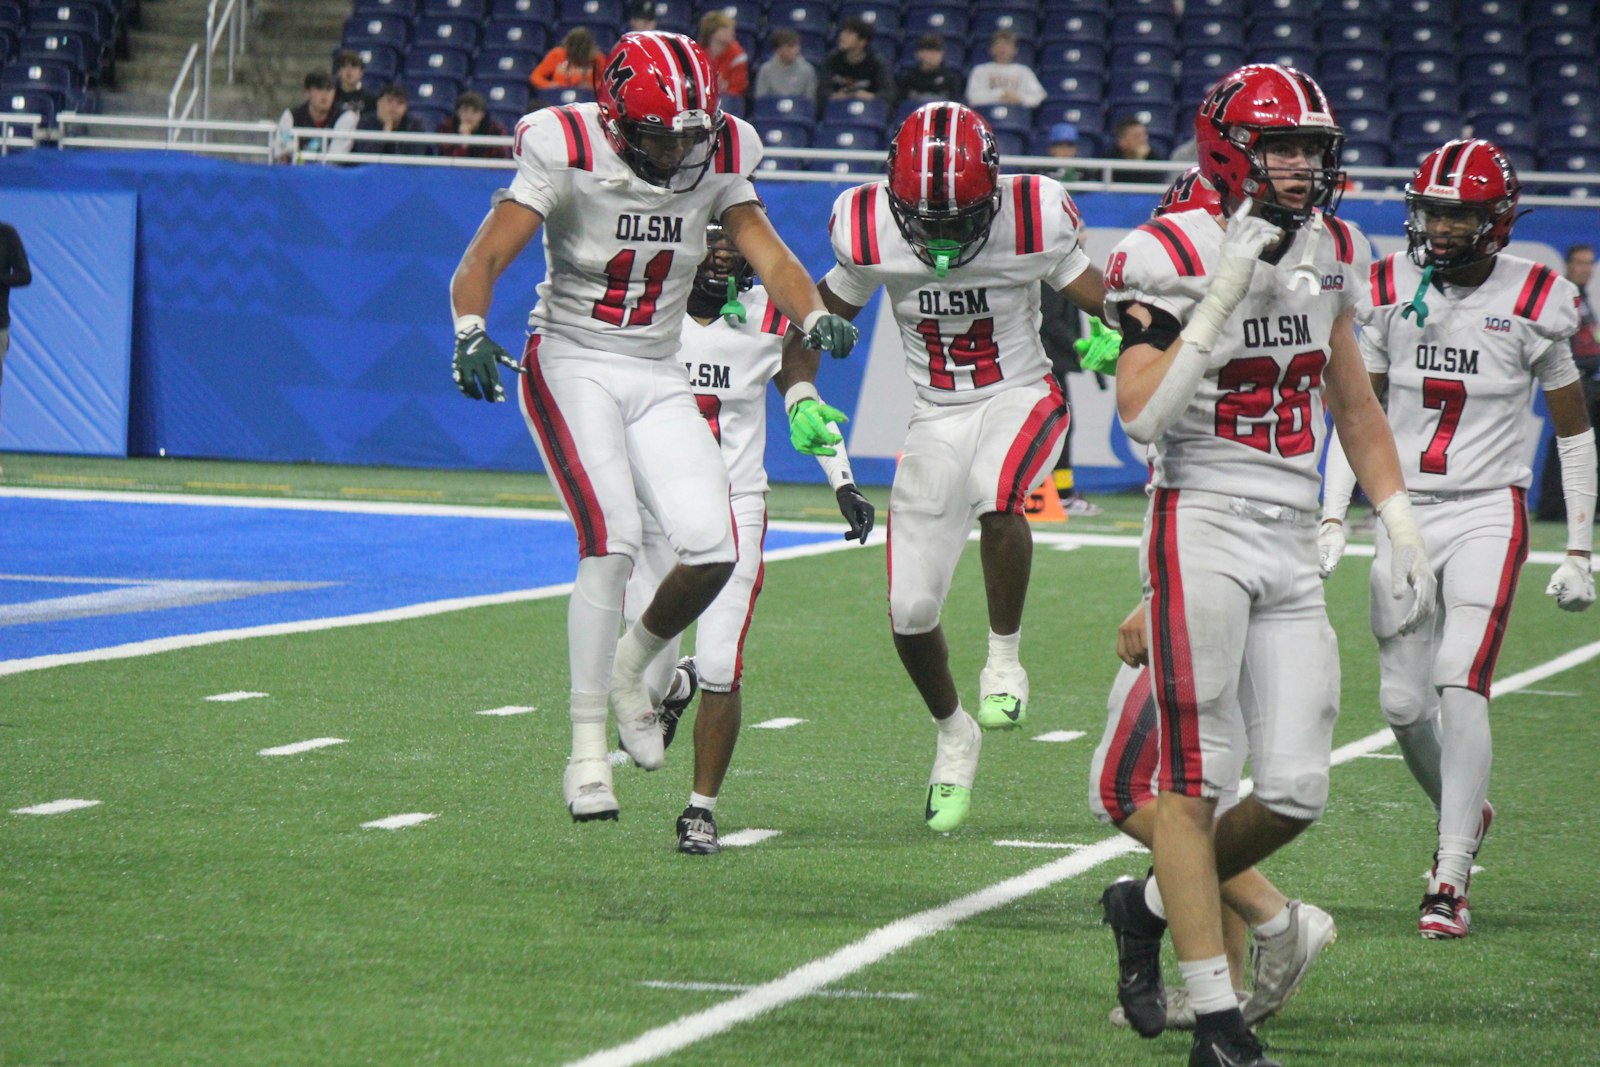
0, 495, 840, 662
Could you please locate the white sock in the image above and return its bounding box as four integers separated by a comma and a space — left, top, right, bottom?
570, 691, 608, 762
1143, 876, 1167, 921
689, 791, 717, 813
935, 706, 969, 733
614, 619, 671, 686
1179, 955, 1238, 1016
1434, 844, 1475, 893
1253, 904, 1292, 938
1437, 686, 1491, 869
987, 628, 1021, 669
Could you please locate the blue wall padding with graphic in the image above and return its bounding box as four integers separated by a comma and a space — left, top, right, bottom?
0, 152, 1590, 493
0, 186, 136, 456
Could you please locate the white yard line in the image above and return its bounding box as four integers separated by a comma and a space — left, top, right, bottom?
361, 813, 438, 830
748, 717, 807, 730
994, 840, 1089, 850
640, 980, 917, 1001
720, 829, 782, 848
1032, 730, 1087, 743
258, 738, 347, 757
564, 637, 1600, 1067
206, 691, 268, 702
11, 798, 102, 815
477, 705, 536, 716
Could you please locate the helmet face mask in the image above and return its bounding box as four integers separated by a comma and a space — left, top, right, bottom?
1197, 64, 1345, 231
596, 32, 723, 192
694, 222, 753, 299
1404, 139, 1520, 271
886, 103, 1001, 276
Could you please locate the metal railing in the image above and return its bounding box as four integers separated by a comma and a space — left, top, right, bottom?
22, 112, 1600, 207
0, 113, 43, 155
166, 0, 252, 141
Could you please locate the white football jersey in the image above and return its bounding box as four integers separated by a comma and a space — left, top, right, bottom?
500, 103, 763, 360
1359, 252, 1581, 492
822, 174, 1091, 406
1105, 210, 1370, 511
679, 286, 789, 496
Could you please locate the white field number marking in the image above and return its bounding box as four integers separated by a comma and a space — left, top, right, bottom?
1032, 730, 1086, 743
362, 813, 438, 830
720, 829, 781, 848
477, 705, 535, 716
12, 798, 102, 815
258, 737, 347, 757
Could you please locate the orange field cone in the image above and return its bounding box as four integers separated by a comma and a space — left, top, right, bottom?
1025, 479, 1067, 523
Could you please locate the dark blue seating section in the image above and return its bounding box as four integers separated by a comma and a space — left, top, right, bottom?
329, 0, 1600, 182
0, 0, 137, 123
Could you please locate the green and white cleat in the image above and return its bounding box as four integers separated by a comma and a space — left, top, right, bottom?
925, 784, 972, 832
976, 664, 1029, 730
925, 709, 982, 832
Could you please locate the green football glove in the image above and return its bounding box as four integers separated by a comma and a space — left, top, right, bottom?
788, 397, 847, 456
1074, 316, 1124, 375
453, 323, 519, 402
805, 313, 860, 359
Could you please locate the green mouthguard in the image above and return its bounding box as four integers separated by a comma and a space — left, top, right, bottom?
720, 275, 747, 325
928, 240, 960, 279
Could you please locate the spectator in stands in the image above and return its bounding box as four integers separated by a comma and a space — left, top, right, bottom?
965, 30, 1046, 109
530, 27, 601, 91
897, 35, 963, 106
819, 16, 894, 109
626, 0, 657, 32
1107, 115, 1163, 184
333, 50, 375, 117
1038, 121, 1081, 182
274, 70, 358, 163
1539, 242, 1600, 519
437, 91, 511, 160
355, 84, 432, 156
754, 28, 816, 102
699, 12, 749, 101
0, 217, 29, 463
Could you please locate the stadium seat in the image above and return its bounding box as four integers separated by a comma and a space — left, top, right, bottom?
1475, 115, 1537, 153
0, 58, 78, 109
16, 30, 87, 72
474, 48, 535, 85
343, 15, 411, 52
1186, 0, 1246, 15
1535, 59, 1600, 90
1182, 45, 1245, 80
1110, 43, 1176, 72
1459, 0, 1521, 23
1036, 40, 1105, 76
478, 81, 528, 114
1391, 0, 1454, 28
1459, 54, 1527, 89
403, 76, 459, 111
838, 2, 900, 38
0, 6, 22, 38
0, 87, 57, 127
1391, 84, 1456, 115
354, 0, 421, 18
1250, 47, 1317, 73
557, 0, 621, 27
26, 2, 105, 42
1041, 71, 1102, 105
903, 8, 967, 42
481, 21, 545, 54
1109, 73, 1174, 109
644, 0, 688, 33
758, 120, 812, 150
769, 2, 830, 36
1389, 53, 1456, 88
1471, 86, 1534, 119
821, 96, 888, 130
1319, 49, 1386, 83
1339, 141, 1391, 168
345, 44, 400, 82
1459, 25, 1525, 59
1034, 99, 1104, 138
423, 0, 486, 17
1109, 14, 1175, 49
752, 94, 812, 124
813, 123, 884, 152
1319, 19, 1384, 53
1320, 77, 1385, 113
1042, 11, 1106, 47
1178, 16, 1244, 51
532, 85, 591, 108
1539, 119, 1600, 151
1339, 110, 1389, 143
1526, 0, 1594, 28
1109, 104, 1177, 143
1535, 88, 1599, 126
973, 102, 1032, 136
1390, 22, 1453, 55
992, 128, 1027, 157
415, 17, 479, 54
1530, 29, 1597, 64
493, 0, 556, 20
972, 10, 1038, 40
1394, 112, 1460, 147
1111, 0, 1177, 14
406, 49, 470, 84
1538, 149, 1599, 195
1246, 18, 1312, 53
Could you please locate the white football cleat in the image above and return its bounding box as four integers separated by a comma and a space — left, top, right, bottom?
1243, 900, 1337, 1023
612, 665, 665, 771
563, 757, 619, 822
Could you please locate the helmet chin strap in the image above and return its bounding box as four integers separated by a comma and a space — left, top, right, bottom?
719, 275, 747, 326
927, 239, 959, 279
1402, 264, 1435, 328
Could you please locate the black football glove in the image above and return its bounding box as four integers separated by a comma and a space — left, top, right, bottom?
453, 324, 521, 402
805, 313, 859, 359
835, 483, 875, 544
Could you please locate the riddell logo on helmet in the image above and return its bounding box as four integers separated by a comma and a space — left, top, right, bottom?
1424, 184, 1462, 199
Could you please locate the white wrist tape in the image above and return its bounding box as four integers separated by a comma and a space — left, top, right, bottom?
801, 309, 826, 337
1557, 428, 1597, 552
454, 313, 486, 337
1320, 428, 1359, 523
1120, 338, 1209, 445
784, 380, 821, 412
1375, 491, 1421, 544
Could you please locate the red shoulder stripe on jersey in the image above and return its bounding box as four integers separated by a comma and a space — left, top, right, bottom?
1371, 257, 1396, 306
1467, 487, 1529, 695
554, 106, 592, 171
1137, 219, 1201, 277
1514, 263, 1556, 320
1324, 215, 1354, 264
850, 185, 881, 266
1013, 175, 1044, 255
760, 300, 789, 335
715, 123, 740, 173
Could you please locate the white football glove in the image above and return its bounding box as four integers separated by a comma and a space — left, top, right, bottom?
1182, 200, 1285, 352
1545, 555, 1596, 612
1317, 519, 1347, 580
1376, 493, 1437, 635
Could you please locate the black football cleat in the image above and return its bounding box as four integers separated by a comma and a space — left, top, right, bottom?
1190, 1026, 1280, 1067
1101, 877, 1168, 1038
676, 806, 719, 855
660, 656, 698, 750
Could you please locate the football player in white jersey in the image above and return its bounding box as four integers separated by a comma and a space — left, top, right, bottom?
447, 32, 858, 824
1096, 65, 1436, 1067
779, 101, 1108, 834
1089, 171, 1330, 1037
1319, 139, 1596, 939
623, 224, 875, 853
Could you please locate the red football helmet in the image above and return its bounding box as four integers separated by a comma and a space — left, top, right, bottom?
886, 102, 1001, 273
1405, 138, 1521, 271
1155, 166, 1224, 218
595, 31, 722, 191
1195, 63, 1344, 230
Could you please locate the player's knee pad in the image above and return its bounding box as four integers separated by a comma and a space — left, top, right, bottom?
670, 511, 736, 567
1378, 672, 1437, 729
1251, 768, 1329, 822
890, 592, 942, 635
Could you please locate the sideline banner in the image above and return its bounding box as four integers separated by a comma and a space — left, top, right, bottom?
0, 153, 1587, 499
0, 187, 136, 456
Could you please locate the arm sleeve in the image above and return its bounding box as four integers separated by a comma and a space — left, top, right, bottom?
816, 436, 857, 490
1320, 427, 1359, 522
